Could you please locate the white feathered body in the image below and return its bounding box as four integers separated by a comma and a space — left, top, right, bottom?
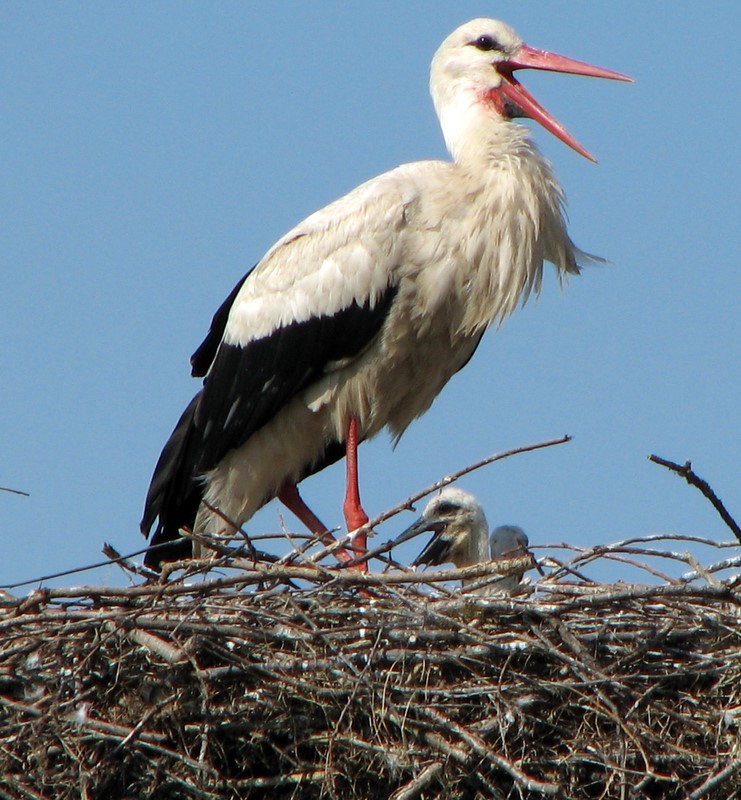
198, 139, 578, 535
140, 17, 611, 561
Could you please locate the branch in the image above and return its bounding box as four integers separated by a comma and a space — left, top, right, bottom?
0, 486, 29, 496
0, 545, 159, 590
370, 434, 573, 531
418, 707, 559, 795
102, 544, 160, 581
687, 757, 741, 800
648, 454, 741, 543
388, 762, 444, 800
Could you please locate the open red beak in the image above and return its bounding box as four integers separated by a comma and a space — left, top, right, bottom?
496, 44, 632, 162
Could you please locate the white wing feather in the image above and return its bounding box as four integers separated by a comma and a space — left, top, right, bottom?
223, 163, 437, 346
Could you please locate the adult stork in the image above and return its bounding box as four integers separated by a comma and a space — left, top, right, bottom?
140, 18, 629, 571
406, 487, 532, 592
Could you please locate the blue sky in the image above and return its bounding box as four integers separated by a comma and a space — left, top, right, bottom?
2, 3, 739, 590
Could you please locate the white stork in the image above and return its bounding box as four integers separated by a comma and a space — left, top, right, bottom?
406, 487, 532, 592
140, 18, 629, 571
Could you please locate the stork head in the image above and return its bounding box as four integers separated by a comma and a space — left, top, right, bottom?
489, 525, 529, 559
401, 487, 489, 569
430, 18, 631, 162
488, 525, 532, 592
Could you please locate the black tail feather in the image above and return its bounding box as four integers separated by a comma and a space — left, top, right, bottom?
140, 393, 203, 570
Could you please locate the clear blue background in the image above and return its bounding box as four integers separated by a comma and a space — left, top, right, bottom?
2, 3, 739, 590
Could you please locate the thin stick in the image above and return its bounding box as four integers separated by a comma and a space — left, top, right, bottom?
388, 762, 444, 800
102, 544, 160, 581
201, 500, 259, 559
0, 545, 161, 590
686, 757, 741, 800
0, 486, 29, 497
649, 454, 741, 543
680, 554, 741, 583
369, 434, 573, 532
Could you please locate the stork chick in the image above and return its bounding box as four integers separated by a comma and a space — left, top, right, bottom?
406, 488, 531, 592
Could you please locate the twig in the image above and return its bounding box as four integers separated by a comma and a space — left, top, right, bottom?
368, 434, 573, 534
110, 692, 180, 753
687, 757, 741, 799
419, 707, 559, 795
681, 555, 741, 583
201, 500, 259, 559
0, 545, 163, 590
102, 544, 160, 581
1, 563, 738, 616
649, 454, 741, 543
125, 629, 188, 663
0, 486, 29, 497
388, 762, 444, 800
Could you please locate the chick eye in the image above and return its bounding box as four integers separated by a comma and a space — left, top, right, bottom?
434, 501, 457, 515
472, 34, 501, 52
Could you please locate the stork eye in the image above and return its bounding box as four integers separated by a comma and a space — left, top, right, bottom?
472, 35, 501, 52
434, 501, 457, 515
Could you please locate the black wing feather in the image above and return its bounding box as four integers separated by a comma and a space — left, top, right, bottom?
141, 284, 398, 568
194, 290, 397, 471
141, 393, 203, 566
190, 267, 254, 378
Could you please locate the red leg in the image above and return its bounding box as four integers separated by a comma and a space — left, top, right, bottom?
277, 482, 353, 565
343, 416, 369, 572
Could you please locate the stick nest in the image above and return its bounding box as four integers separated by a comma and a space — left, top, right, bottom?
2, 541, 741, 800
